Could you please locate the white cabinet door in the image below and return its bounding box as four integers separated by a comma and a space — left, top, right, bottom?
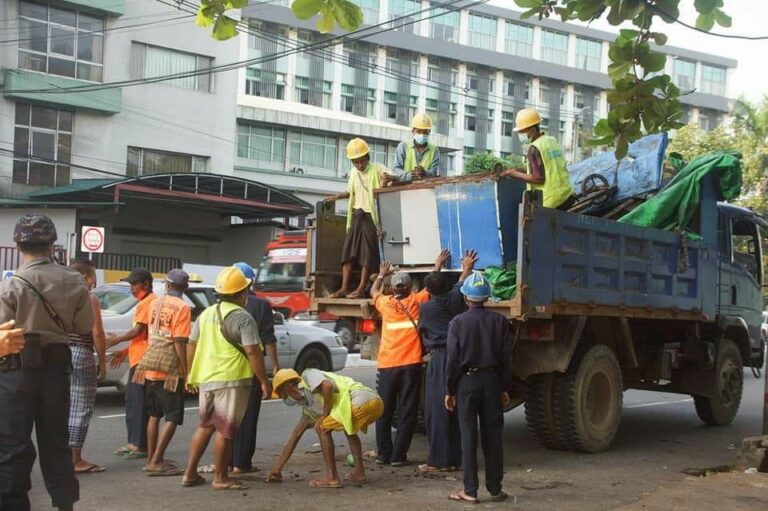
378, 188, 440, 266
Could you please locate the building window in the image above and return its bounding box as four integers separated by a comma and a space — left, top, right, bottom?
350, 0, 379, 25
236, 123, 285, 163
290, 132, 337, 170
468, 12, 497, 51
13, 103, 72, 186
465, 105, 477, 132
368, 140, 388, 165
539, 82, 550, 108
135, 43, 213, 92
575, 37, 602, 72
430, 4, 459, 43
541, 29, 568, 65
18, 1, 104, 81
465, 73, 479, 91
341, 84, 354, 112
502, 111, 515, 137
389, 0, 421, 33
574, 87, 585, 109
127, 147, 207, 176
463, 146, 475, 156
295, 77, 332, 108
700, 64, 726, 96
673, 59, 696, 90
245, 68, 286, 99
505, 21, 533, 58
699, 113, 711, 131
384, 91, 398, 120
448, 102, 457, 128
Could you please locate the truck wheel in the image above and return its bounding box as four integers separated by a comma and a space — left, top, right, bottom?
554, 345, 623, 453
524, 373, 564, 450
694, 339, 743, 426
295, 347, 331, 373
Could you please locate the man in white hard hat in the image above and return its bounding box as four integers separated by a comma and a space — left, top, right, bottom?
392, 112, 441, 181
500, 108, 575, 211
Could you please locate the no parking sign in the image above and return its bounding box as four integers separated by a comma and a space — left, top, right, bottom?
80, 226, 105, 253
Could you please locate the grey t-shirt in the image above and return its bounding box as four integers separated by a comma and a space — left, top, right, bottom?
190, 306, 262, 390
301, 369, 379, 420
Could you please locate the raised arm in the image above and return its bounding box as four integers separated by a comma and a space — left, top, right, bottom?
371, 261, 393, 299
458, 249, 479, 284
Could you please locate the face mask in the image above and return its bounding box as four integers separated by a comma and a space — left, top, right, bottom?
414, 134, 428, 145
518, 133, 529, 144
283, 387, 312, 407
135, 288, 149, 300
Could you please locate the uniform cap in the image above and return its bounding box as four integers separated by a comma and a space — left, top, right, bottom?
166, 269, 189, 286
411, 112, 433, 130
123, 268, 153, 284
13, 214, 57, 244
513, 108, 542, 132
273, 368, 302, 395
346, 138, 370, 160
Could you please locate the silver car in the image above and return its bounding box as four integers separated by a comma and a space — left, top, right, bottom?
94, 282, 347, 390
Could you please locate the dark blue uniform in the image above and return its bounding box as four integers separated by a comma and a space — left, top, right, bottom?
446, 303, 512, 499
418, 284, 464, 468
233, 293, 276, 471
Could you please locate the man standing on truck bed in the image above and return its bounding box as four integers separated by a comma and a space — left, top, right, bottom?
370, 250, 450, 466
500, 108, 575, 211
417, 249, 478, 473
392, 113, 441, 181
445, 272, 511, 504
326, 138, 392, 299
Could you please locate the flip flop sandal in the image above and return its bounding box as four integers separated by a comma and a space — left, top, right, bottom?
148, 469, 185, 477
418, 464, 453, 473
309, 480, 342, 489
122, 451, 147, 460
448, 492, 479, 504
182, 475, 206, 487
212, 481, 250, 490
75, 464, 106, 474
488, 491, 508, 502
113, 446, 133, 455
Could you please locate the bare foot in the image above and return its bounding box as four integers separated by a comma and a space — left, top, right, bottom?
309, 478, 342, 488
329, 289, 349, 299
346, 290, 365, 299
345, 471, 368, 483
212, 477, 249, 490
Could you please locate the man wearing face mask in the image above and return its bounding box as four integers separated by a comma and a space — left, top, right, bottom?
392, 113, 441, 182
500, 108, 575, 211
325, 138, 392, 299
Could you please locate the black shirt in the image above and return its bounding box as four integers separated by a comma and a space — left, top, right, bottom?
446, 303, 513, 395
245, 293, 276, 345
418, 284, 465, 351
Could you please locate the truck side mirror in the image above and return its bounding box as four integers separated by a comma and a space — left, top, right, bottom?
273, 311, 286, 325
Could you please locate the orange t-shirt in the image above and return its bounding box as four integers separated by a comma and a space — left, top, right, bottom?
145, 294, 192, 381
128, 293, 156, 368
374, 289, 430, 369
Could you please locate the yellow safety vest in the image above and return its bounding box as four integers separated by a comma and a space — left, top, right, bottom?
187, 301, 253, 385
314, 370, 375, 435
528, 135, 574, 209
404, 142, 436, 173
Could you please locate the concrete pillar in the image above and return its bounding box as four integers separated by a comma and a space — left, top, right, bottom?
456, 63, 467, 138
285, 29, 298, 97
496, 18, 505, 53
600, 40, 610, 73
694, 61, 703, 92
417, 55, 428, 111
567, 33, 577, 68
459, 9, 469, 45
375, 47, 386, 120
492, 69, 504, 155
532, 26, 542, 61
331, 43, 344, 113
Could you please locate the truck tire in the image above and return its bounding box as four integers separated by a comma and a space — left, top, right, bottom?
295, 347, 331, 373
554, 344, 623, 453
524, 373, 564, 450
693, 339, 743, 426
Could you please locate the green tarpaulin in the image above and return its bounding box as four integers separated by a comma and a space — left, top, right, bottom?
484, 266, 517, 300
618, 151, 742, 231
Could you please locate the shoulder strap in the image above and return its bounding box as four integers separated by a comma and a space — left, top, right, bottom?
12, 274, 67, 334
393, 297, 420, 334
216, 303, 247, 357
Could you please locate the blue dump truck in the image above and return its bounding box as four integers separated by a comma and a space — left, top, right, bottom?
309, 159, 766, 453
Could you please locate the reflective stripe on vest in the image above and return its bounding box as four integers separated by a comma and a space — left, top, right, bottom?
187, 302, 253, 385
527, 135, 574, 209
404, 143, 436, 173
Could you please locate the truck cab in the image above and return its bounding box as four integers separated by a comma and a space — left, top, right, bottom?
254, 230, 310, 318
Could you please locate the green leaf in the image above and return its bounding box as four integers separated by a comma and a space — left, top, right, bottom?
694, 0, 717, 14
593, 118, 614, 137
291, 0, 324, 20
211, 14, 239, 40
514, 0, 541, 7
520, 7, 539, 20
640, 52, 666, 73
714, 9, 732, 27
607, 61, 631, 80
588, 135, 616, 146
329, 0, 363, 31
618, 29, 640, 40
225, 0, 249, 8
696, 12, 715, 31
316, 4, 334, 33
195, 5, 216, 28
654, 0, 680, 23
651, 32, 668, 45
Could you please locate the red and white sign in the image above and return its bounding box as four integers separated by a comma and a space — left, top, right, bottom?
80, 226, 105, 253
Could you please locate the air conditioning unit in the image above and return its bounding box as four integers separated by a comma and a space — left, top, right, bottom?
290, 167, 304, 174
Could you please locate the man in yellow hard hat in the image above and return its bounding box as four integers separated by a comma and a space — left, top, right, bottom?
325, 138, 392, 299
500, 108, 575, 211
266, 368, 383, 488
181, 267, 271, 491
392, 112, 441, 181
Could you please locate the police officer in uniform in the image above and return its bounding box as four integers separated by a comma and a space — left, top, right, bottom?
0, 214, 94, 511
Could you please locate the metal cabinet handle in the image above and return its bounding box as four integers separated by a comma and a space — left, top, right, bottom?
387, 237, 411, 246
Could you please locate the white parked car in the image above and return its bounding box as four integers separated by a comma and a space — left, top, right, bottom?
94, 281, 347, 390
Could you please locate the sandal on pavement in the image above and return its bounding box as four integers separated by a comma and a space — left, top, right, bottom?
113, 446, 133, 455
147, 468, 184, 477
418, 464, 455, 473
488, 491, 508, 502
182, 475, 206, 487
212, 480, 250, 490
75, 464, 106, 474
449, 491, 478, 504
122, 451, 147, 460
309, 479, 342, 488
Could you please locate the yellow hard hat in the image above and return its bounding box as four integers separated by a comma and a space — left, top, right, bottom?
411, 112, 433, 130
273, 368, 302, 395
513, 108, 541, 132
346, 138, 370, 160
214, 266, 250, 295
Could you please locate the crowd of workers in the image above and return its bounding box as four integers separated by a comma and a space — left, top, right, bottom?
0, 107, 571, 509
